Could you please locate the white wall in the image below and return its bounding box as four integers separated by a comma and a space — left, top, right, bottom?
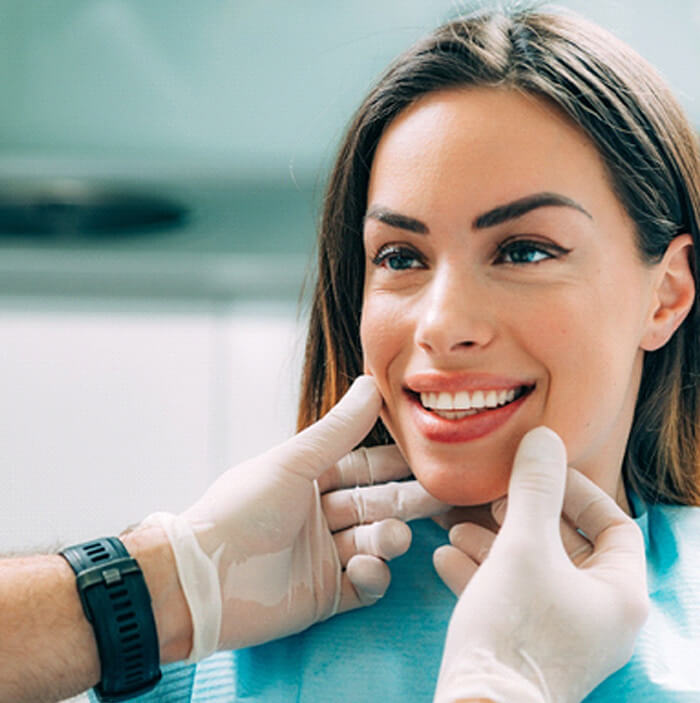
0, 298, 303, 554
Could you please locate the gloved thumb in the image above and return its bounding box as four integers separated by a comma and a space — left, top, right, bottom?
502, 426, 567, 534
276, 375, 383, 481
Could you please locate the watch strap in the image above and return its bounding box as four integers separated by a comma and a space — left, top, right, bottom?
61, 537, 162, 702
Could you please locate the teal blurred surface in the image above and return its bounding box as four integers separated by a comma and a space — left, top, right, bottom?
0, 1, 695, 176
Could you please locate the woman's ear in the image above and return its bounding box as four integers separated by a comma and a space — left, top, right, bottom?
641, 233, 695, 351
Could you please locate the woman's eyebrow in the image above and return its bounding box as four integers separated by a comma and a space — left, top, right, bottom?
364, 192, 592, 235
364, 206, 428, 234
473, 192, 593, 228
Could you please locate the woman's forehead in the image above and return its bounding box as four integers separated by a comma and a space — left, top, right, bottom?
366, 86, 620, 229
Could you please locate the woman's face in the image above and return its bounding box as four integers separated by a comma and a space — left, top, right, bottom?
360, 87, 659, 507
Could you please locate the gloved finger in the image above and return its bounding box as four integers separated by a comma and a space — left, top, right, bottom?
318, 444, 411, 494
448, 522, 497, 565
560, 517, 594, 566
490, 497, 507, 525
563, 467, 629, 542
337, 554, 391, 613
493, 496, 592, 566
322, 480, 448, 532
277, 375, 382, 482
433, 544, 478, 596
502, 426, 567, 535
562, 468, 646, 578
334, 518, 412, 567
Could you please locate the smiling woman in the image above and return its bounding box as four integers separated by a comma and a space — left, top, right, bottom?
280, 4, 700, 700
359, 85, 688, 510
298, 7, 700, 510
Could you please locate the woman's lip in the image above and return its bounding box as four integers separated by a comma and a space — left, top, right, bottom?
406, 385, 532, 443
404, 371, 535, 393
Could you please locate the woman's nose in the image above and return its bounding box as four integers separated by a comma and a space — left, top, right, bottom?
414, 268, 496, 355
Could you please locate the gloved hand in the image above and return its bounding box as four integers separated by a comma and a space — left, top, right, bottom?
433, 426, 649, 703
141, 375, 447, 661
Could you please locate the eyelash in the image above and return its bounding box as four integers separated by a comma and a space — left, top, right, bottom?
370, 238, 571, 271
494, 237, 571, 265
371, 245, 425, 271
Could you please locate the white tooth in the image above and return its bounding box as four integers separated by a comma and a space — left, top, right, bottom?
434, 408, 478, 420
436, 392, 453, 410
454, 391, 471, 410
471, 390, 485, 408
424, 387, 523, 411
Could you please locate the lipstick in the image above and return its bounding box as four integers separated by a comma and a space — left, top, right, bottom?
404, 372, 535, 443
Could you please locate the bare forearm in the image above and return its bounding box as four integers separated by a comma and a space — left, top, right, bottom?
0, 526, 192, 703
0, 553, 98, 702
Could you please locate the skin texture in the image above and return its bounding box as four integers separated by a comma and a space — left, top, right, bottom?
360, 87, 694, 509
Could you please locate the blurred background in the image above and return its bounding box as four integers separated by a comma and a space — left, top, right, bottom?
1, 0, 699, 554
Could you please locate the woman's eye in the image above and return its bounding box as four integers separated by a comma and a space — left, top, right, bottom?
371, 246, 424, 271
495, 239, 567, 265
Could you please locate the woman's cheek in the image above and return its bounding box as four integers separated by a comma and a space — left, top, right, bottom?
361, 295, 410, 438
360, 294, 397, 377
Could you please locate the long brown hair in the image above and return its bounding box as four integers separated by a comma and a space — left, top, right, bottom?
297, 5, 700, 505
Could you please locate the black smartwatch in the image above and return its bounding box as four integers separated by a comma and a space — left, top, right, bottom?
60, 537, 162, 701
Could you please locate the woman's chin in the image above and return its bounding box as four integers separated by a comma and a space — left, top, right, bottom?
383, 417, 513, 505
412, 466, 510, 506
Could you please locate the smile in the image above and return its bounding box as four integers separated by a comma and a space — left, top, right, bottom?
419, 386, 530, 419
404, 382, 535, 443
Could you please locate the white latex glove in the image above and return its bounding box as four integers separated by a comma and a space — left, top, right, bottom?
433, 426, 649, 703
142, 375, 447, 661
